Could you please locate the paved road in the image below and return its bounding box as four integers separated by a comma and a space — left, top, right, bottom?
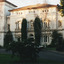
0, 49, 12, 54
0, 49, 64, 62
39, 50, 64, 62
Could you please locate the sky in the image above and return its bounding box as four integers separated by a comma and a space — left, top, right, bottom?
7, 0, 60, 7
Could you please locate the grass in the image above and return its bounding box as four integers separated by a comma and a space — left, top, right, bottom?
46, 46, 56, 51
0, 54, 64, 64
0, 54, 19, 64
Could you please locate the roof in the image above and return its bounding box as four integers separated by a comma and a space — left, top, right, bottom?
9, 3, 57, 12
0, 0, 17, 7
0, 0, 5, 2
6, 0, 17, 7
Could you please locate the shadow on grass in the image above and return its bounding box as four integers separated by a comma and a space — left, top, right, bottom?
0, 54, 64, 64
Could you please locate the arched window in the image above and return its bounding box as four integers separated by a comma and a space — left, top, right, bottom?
58, 20, 62, 27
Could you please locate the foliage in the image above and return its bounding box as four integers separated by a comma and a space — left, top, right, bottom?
57, 0, 64, 16
4, 30, 13, 48
51, 30, 63, 50
51, 30, 62, 46
56, 39, 64, 51
34, 17, 42, 46
60, 0, 64, 6
5, 18, 42, 63
21, 18, 27, 42
7, 38, 39, 63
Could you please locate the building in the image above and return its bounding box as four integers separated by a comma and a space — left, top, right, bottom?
0, 0, 17, 46
0, 0, 64, 46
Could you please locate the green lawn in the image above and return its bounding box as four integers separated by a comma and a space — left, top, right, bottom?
46, 47, 56, 51
0, 54, 64, 64
0, 54, 19, 64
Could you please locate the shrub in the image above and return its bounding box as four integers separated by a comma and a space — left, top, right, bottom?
4, 30, 13, 48
7, 38, 39, 63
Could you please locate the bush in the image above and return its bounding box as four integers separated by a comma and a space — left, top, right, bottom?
56, 39, 64, 51
7, 38, 39, 63
4, 30, 13, 48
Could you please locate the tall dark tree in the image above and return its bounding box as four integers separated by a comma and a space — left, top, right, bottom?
34, 17, 42, 46
21, 18, 27, 42
4, 29, 13, 48
57, 0, 64, 16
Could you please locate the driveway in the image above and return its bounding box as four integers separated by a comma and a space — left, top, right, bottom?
0, 49, 12, 54
39, 50, 64, 62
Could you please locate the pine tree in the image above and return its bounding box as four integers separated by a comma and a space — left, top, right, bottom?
21, 18, 27, 42
34, 17, 42, 46
4, 29, 13, 48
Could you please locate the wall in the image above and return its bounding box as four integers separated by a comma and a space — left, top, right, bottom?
0, 1, 17, 46
9, 6, 64, 46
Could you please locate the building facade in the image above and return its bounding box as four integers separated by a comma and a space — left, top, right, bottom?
0, 0, 64, 46
0, 0, 17, 46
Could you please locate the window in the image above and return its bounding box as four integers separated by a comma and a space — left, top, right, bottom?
45, 10, 46, 12
30, 20, 34, 29
44, 35, 47, 42
44, 22, 47, 28
16, 22, 19, 29
48, 36, 49, 42
17, 12, 18, 14
43, 20, 50, 28
21, 12, 22, 14
29, 11, 35, 13
47, 20, 50, 28
42, 10, 44, 12
42, 10, 49, 13
17, 12, 22, 15
58, 20, 62, 27
34, 11, 35, 13
16, 21, 21, 29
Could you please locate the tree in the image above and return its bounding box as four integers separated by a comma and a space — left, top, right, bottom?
34, 17, 42, 46
51, 30, 63, 48
4, 29, 13, 48
21, 18, 27, 42
6, 18, 40, 63
57, 0, 64, 16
